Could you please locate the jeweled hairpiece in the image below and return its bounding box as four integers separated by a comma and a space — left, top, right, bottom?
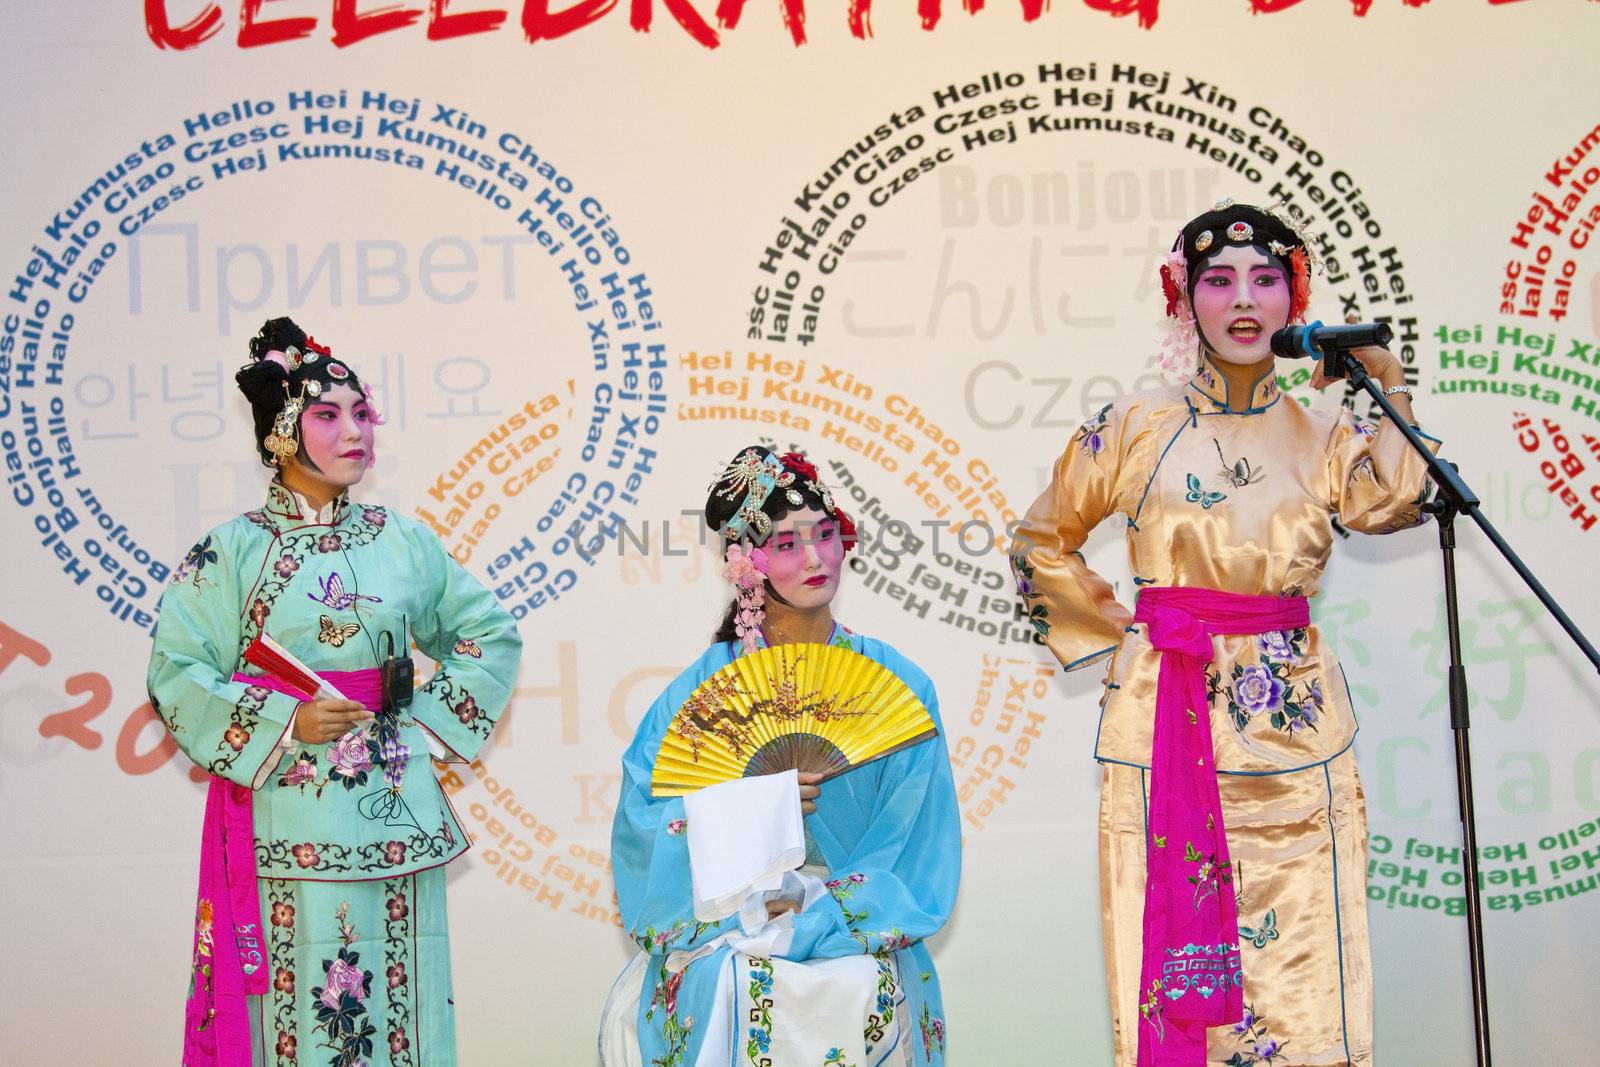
1264, 200, 1323, 275
262, 381, 315, 467
709, 447, 792, 542
1227, 220, 1253, 243
1194, 230, 1213, 253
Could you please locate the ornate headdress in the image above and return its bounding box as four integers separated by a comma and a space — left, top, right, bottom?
1156, 198, 1317, 379
704, 446, 858, 652
235, 318, 378, 469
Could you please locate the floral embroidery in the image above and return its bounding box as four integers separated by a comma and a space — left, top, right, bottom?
172, 535, 220, 589
381, 878, 416, 1067
825, 872, 868, 926
190, 898, 216, 1015
1255, 628, 1305, 663
278, 753, 322, 794
206, 684, 276, 776
266, 884, 298, 1065
316, 533, 344, 554
273, 554, 301, 580
1138, 977, 1166, 1042
1011, 554, 1050, 637
273, 966, 295, 995
1209, 632, 1320, 737
419, 669, 493, 738
1185, 840, 1233, 910
224, 723, 252, 752
822, 1049, 856, 1066
1232, 665, 1286, 722
310, 903, 376, 1067
918, 1002, 946, 1058
745, 957, 775, 1065
862, 952, 898, 1048
631, 916, 719, 955
1223, 1004, 1288, 1065
329, 731, 375, 783
875, 928, 915, 952
1076, 403, 1112, 458
665, 818, 687, 836
258, 816, 460, 876
453, 638, 483, 658
645, 957, 694, 1067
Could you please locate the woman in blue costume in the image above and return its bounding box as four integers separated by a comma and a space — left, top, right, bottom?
602, 446, 961, 1067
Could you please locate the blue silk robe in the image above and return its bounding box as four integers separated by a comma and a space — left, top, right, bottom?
611, 630, 961, 1067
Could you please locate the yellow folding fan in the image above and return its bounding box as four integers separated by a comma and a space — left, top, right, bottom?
650, 643, 938, 797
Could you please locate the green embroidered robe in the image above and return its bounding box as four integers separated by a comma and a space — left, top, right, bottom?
148, 480, 523, 880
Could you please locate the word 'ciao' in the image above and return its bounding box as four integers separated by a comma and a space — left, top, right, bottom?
142, 0, 1533, 51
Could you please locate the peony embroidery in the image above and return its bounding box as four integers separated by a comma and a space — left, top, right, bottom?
1232, 665, 1286, 719
327, 732, 374, 786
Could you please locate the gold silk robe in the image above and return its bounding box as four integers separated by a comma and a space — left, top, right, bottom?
1013, 364, 1440, 1066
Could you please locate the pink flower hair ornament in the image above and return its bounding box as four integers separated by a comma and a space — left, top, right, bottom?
1156, 245, 1200, 381
722, 543, 770, 654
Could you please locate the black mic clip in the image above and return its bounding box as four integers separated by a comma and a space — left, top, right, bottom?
379, 619, 414, 714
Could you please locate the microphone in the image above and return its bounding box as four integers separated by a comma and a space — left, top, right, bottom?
1270, 319, 1393, 360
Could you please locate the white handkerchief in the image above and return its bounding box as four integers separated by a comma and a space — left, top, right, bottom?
683, 770, 805, 922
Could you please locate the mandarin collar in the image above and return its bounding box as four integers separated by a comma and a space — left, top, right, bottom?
1188, 358, 1281, 415
263, 479, 350, 526
743, 620, 844, 656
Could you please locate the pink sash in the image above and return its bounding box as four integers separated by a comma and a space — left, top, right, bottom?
181, 669, 382, 1066
1132, 587, 1309, 1066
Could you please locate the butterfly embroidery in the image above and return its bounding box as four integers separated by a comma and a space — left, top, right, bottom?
1213, 439, 1265, 488
318, 615, 362, 647
454, 638, 483, 659
307, 571, 382, 612
1185, 473, 1227, 509
1240, 909, 1279, 949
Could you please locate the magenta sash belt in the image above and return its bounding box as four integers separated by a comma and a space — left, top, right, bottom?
181, 668, 382, 1065
1131, 587, 1309, 1066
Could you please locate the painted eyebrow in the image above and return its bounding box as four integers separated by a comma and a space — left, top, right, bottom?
304, 400, 364, 412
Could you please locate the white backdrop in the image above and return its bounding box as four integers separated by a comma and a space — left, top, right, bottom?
3, 2, 1599, 1063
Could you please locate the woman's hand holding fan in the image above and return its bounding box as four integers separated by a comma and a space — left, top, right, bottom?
651, 644, 938, 798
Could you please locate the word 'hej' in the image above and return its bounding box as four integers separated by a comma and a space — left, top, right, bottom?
143, 0, 1544, 51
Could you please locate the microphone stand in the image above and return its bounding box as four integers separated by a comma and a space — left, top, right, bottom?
1320, 345, 1600, 1067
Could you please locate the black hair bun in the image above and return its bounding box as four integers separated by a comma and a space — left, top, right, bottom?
234, 358, 289, 406
247, 317, 308, 362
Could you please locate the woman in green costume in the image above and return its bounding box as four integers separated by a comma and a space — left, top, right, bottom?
148, 317, 522, 1066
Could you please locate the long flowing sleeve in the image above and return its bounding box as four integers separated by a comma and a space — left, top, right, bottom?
612, 648, 743, 957
147, 528, 300, 788
776, 644, 961, 962
404, 517, 524, 763
1327, 410, 1442, 533
1010, 402, 1136, 672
